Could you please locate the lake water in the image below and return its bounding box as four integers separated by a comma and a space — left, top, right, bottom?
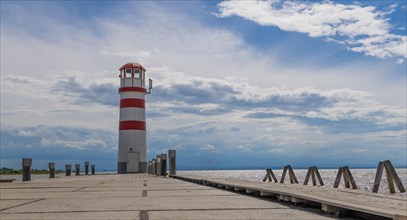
179, 168, 407, 197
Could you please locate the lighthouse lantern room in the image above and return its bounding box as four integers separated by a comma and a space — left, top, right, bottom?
117, 63, 152, 173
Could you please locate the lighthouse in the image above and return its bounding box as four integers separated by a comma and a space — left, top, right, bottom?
117, 63, 152, 173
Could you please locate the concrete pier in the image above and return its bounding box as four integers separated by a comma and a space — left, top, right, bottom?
0, 174, 338, 220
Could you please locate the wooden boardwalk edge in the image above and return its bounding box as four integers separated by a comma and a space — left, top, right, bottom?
172, 175, 407, 220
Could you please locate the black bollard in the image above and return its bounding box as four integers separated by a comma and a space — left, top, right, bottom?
75, 164, 80, 176
152, 159, 156, 175
169, 150, 176, 176
91, 165, 95, 175
49, 162, 55, 178
65, 164, 71, 176
156, 155, 161, 176
84, 162, 89, 175
22, 158, 32, 181
161, 153, 167, 176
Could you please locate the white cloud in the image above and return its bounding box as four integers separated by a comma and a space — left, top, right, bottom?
217, 0, 406, 60
200, 144, 221, 154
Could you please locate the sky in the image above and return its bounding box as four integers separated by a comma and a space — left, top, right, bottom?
1, 0, 406, 171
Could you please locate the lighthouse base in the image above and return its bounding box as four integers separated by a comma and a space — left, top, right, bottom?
117, 162, 147, 174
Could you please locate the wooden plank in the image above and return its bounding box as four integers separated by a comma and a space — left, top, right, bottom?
372, 162, 384, 193
311, 167, 317, 186
314, 166, 325, 186
343, 166, 351, 189
344, 166, 357, 189
333, 167, 343, 188
384, 164, 396, 194
288, 166, 299, 184
384, 160, 406, 193
270, 169, 278, 183
303, 167, 312, 185
262, 169, 270, 182
280, 166, 288, 183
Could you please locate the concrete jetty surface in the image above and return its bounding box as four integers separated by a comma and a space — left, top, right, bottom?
0, 174, 337, 220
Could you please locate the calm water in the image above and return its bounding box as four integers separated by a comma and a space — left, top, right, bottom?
179, 168, 407, 197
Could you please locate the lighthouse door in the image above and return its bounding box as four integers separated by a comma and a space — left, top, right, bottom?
126, 152, 139, 173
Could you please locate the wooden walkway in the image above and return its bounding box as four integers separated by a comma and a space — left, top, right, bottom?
174, 175, 407, 220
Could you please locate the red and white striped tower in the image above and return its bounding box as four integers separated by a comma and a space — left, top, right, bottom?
117, 63, 152, 173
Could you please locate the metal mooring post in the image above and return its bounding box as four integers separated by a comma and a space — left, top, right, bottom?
65, 164, 71, 176
91, 165, 95, 175
49, 162, 55, 178
161, 154, 167, 176
75, 164, 80, 176
169, 150, 176, 176
22, 158, 32, 182
84, 162, 89, 175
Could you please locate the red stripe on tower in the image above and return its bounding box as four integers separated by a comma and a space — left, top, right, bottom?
120, 98, 145, 108
119, 121, 146, 131
119, 87, 147, 93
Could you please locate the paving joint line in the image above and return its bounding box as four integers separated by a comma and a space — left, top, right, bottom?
71, 187, 87, 192
0, 207, 288, 214
0, 198, 45, 212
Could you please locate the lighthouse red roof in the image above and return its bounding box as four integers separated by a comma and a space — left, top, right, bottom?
119, 63, 146, 71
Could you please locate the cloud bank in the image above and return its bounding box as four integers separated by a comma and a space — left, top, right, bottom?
217, 0, 407, 61
1, 1, 406, 169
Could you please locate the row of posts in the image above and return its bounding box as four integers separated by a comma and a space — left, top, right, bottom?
22, 158, 96, 181
262, 160, 405, 194
147, 150, 176, 176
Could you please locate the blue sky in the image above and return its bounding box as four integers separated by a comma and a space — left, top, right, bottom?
1, 0, 406, 170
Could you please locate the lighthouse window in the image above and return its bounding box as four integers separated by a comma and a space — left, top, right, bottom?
125, 68, 132, 78
134, 68, 140, 78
